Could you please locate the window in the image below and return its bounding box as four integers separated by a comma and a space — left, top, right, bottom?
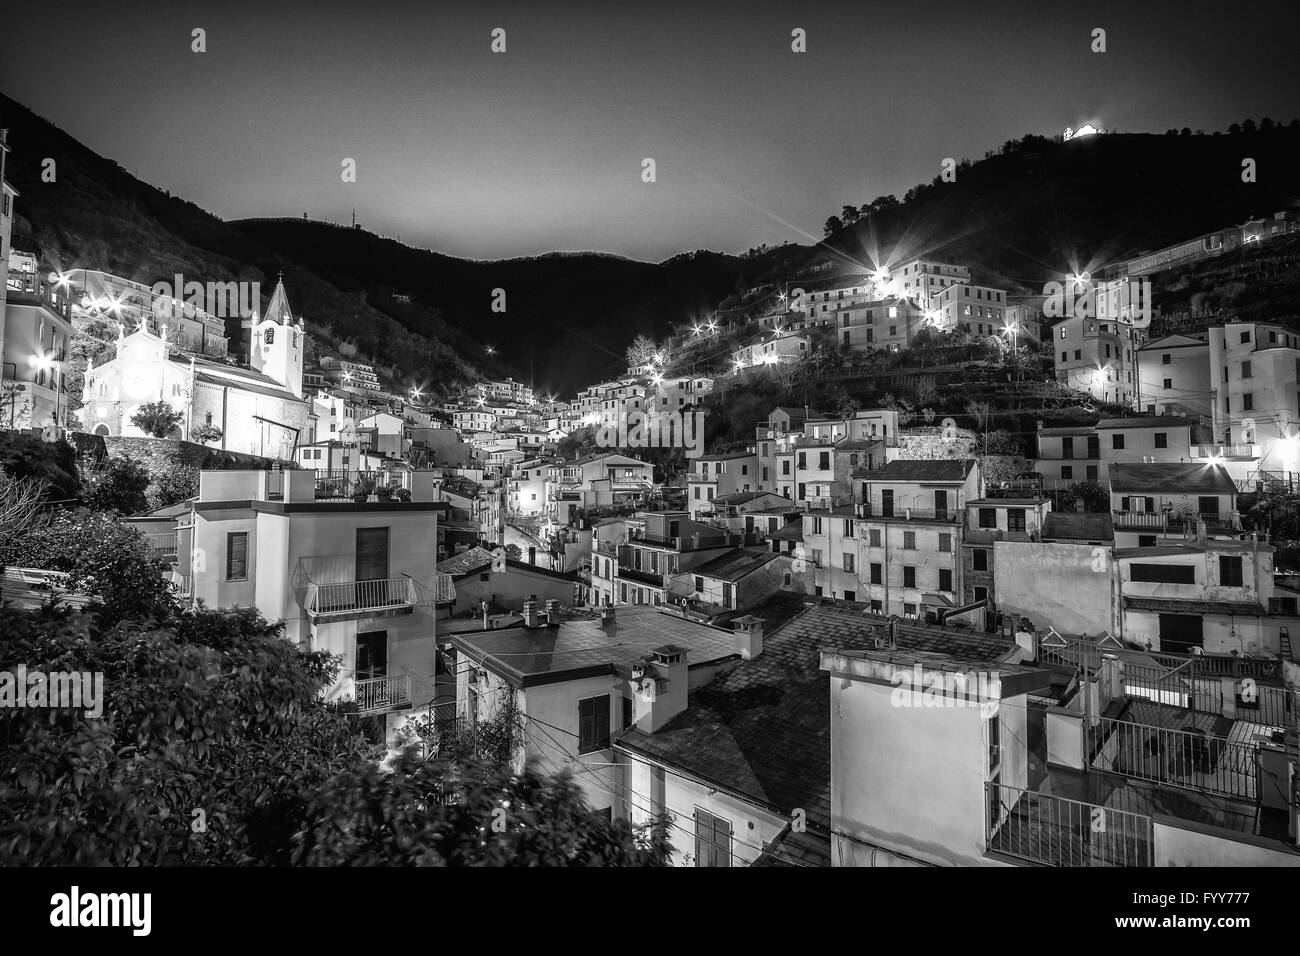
1112, 434, 1125, 449
938, 533, 952, 553
978, 508, 997, 529
1074, 350, 1081, 360
811, 549, 822, 568
903, 566, 916, 588
938, 569, 953, 592
819, 452, 830, 470
1161, 353, 1171, 365
844, 590, 857, 602
226, 532, 249, 581
869, 529, 881, 547
1241, 361, 1252, 379
973, 548, 988, 571
1129, 563, 1196, 584
1154, 432, 1167, 449
1240, 330, 1251, 344
722, 582, 733, 608
578, 696, 611, 753
974, 586, 988, 602
694, 809, 731, 867
903, 531, 916, 549
843, 553, 855, 572
1220, 556, 1243, 587
903, 602, 917, 616
1007, 509, 1026, 533
1163, 378, 1172, 390
870, 563, 882, 584
694, 576, 704, 593
1243, 393, 1254, 411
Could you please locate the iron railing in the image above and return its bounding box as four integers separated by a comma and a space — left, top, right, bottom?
985, 782, 1154, 867
1086, 717, 1260, 801
144, 532, 178, 557
306, 577, 415, 616
354, 673, 411, 714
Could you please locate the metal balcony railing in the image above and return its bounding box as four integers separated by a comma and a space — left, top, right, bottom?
986, 782, 1154, 867
1087, 717, 1262, 801
1111, 511, 1242, 532
144, 532, 178, 557
1192, 444, 1258, 460
354, 672, 411, 714
306, 577, 416, 617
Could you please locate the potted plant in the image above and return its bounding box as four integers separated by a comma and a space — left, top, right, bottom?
393, 487, 412, 502
375, 483, 395, 502
352, 475, 376, 504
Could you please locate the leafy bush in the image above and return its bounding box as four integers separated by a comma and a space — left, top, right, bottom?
190, 423, 223, 445
0, 507, 175, 625
0, 603, 673, 866
80, 455, 151, 514
146, 462, 200, 511
0, 431, 80, 501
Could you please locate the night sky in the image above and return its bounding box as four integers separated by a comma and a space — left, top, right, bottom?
2, 0, 1297, 262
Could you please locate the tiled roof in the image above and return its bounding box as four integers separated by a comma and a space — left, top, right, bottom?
1109, 462, 1236, 494
616, 603, 1019, 832
1123, 596, 1267, 616
854, 458, 975, 482
751, 827, 832, 867
436, 546, 495, 576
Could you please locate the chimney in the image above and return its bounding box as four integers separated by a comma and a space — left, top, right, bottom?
731, 615, 764, 660
628, 645, 689, 732
600, 605, 616, 628
544, 598, 561, 620
522, 599, 542, 628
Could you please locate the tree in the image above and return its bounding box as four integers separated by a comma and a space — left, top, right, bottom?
840, 205, 860, 226
823, 215, 843, 237
0, 431, 81, 501
1242, 118, 1257, 134
81, 455, 151, 514
130, 401, 184, 438
190, 423, 223, 445
146, 462, 200, 511
1228, 122, 1242, 135
503, 543, 523, 562
0, 507, 176, 625
0, 604, 673, 866
624, 335, 658, 370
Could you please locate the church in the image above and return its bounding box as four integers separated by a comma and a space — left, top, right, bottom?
81, 279, 313, 461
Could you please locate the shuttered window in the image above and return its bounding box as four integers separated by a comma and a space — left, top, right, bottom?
695, 809, 732, 867
578, 695, 610, 754
1129, 563, 1195, 584
226, 532, 248, 581
356, 527, 390, 581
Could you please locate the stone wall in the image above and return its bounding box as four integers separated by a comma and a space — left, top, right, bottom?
102, 436, 281, 471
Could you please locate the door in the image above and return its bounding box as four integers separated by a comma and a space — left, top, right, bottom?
881, 489, 894, 518
1158, 614, 1203, 653
934, 490, 948, 520
356, 630, 388, 679
356, 526, 391, 606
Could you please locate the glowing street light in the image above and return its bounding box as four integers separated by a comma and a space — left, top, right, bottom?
485, 345, 496, 356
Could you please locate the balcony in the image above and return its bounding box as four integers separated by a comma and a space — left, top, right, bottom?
305, 577, 416, 619
1112, 511, 1242, 533
986, 782, 1153, 866
1193, 444, 1258, 460
964, 528, 1034, 545
144, 532, 178, 560
354, 673, 412, 714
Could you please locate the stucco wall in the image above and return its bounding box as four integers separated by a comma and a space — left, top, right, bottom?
995, 541, 1117, 635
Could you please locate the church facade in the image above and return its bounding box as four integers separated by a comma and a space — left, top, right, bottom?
81, 280, 312, 461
